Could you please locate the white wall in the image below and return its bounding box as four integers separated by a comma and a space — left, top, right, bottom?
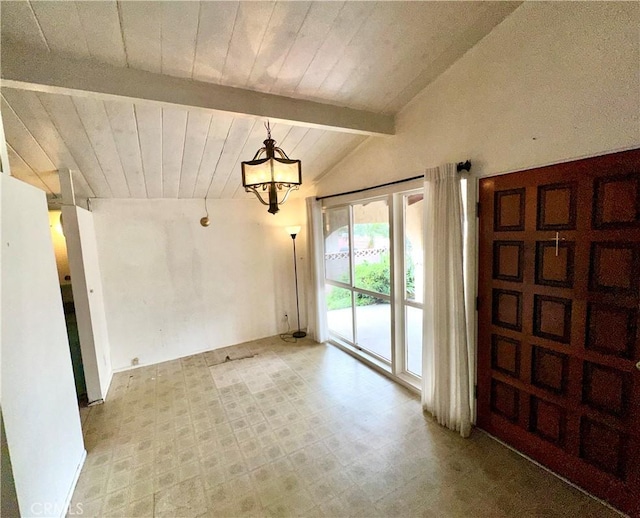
316, 1, 639, 195
63, 205, 112, 402
1, 174, 85, 518
92, 197, 307, 371
0, 170, 19, 518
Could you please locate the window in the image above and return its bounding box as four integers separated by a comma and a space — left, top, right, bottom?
402, 192, 424, 377
323, 187, 424, 385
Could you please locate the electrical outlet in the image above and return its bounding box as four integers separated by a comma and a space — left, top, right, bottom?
131, 357, 139, 366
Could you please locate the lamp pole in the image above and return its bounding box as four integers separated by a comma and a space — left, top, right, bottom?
290, 230, 306, 339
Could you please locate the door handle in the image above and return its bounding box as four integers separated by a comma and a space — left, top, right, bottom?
636, 360, 640, 371
554, 232, 567, 257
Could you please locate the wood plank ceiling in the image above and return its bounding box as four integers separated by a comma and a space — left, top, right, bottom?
0, 1, 520, 201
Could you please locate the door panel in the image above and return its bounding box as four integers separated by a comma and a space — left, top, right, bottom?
478, 149, 640, 516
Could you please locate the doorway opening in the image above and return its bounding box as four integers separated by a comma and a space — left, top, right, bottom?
49, 210, 88, 407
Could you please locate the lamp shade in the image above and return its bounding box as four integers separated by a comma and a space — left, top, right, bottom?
242, 157, 301, 188
241, 123, 303, 215
286, 225, 302, 236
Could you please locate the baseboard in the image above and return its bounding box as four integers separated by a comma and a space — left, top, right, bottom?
60, 448, 86, 518
110, 334, 286, 374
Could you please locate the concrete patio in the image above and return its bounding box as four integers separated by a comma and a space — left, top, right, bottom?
327, 304, 422, 376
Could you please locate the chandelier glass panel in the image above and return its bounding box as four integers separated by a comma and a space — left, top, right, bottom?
241, 122, 302, 215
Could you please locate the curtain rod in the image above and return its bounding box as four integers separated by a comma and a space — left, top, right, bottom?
316, 160, 471, 201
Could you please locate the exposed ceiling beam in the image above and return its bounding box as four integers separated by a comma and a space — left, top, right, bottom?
1, 43, 395, 136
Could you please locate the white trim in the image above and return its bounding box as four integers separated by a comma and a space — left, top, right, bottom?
346, 285, 391, 302
395, 188, 426, 379
109, 336, 284, 374
388, 196, 397, 375
328, 339, 420, 395
59, 448, 86, 518
348, 206, 356, 342
463, 175, 479, 423
101, 369, 114, 401
325, 279, 352, 291
392, 191, 404, 378
331, 334, 391, 371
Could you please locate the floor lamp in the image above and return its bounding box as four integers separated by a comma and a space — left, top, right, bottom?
286, 226, 306, 339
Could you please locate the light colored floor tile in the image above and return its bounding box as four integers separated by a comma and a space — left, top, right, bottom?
70, 337, 618, 518
154, 477, 208, 518
127, 495, 155, 517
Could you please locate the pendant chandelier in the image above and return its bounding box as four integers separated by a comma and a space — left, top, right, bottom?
241, 122, 302, 215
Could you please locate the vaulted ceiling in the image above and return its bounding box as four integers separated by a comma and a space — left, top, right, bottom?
0, 1, 520, 201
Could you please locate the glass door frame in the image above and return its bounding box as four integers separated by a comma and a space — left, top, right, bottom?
392, 188, 423, 387
323, 181, 425, 391
322, 177, 476, 398
323, 204, 354, 345
324, 194, 396, 370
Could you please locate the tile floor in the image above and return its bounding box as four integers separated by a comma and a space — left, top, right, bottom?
70, 337, 618, 517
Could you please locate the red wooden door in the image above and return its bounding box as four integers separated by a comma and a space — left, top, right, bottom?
478, 149, 640, 516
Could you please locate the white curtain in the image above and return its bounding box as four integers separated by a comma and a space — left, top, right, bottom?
305, 197, 329, 343
422, 163, 472, 437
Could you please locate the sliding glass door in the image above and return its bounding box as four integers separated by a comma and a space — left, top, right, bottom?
324, 198, 392, 364
352, 199, 391, 361
324, 189, 424, 384
324, 207, 353, 342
